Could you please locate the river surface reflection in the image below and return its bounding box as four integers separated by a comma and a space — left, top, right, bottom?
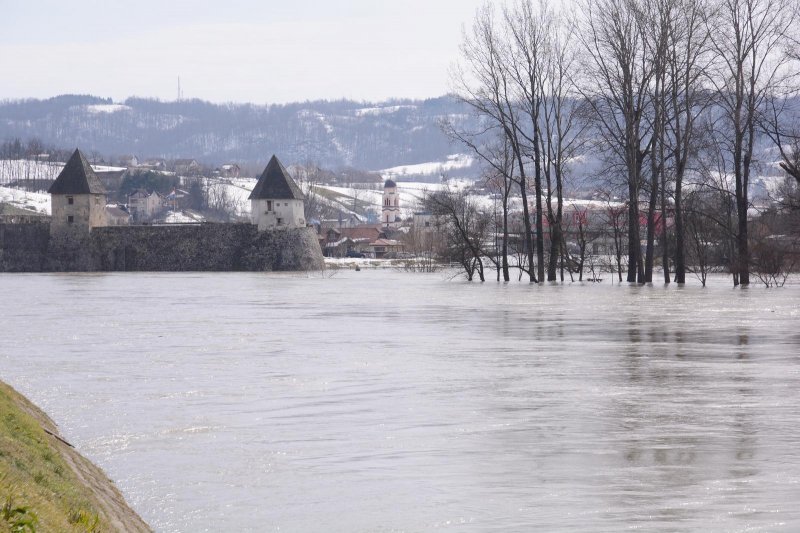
1, 271, 799, 532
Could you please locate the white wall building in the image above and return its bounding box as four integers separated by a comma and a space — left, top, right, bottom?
249, 155, 306, 230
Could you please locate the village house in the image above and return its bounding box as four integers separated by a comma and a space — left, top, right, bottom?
128, 189, 163, 222
369, 238, 404, 258
118, 155, 139, 168
249, 155, 306, 230
320, 225, 387, 257
219, 163, 241, 179
413, 211, 435, 229
140, 158, 167, 171
173, 158, 201, 175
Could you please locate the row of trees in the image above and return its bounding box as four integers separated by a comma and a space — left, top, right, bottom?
444, 0, 799, 285
0, 138, 79, 188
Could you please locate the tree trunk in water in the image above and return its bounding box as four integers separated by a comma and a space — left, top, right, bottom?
674, 178, 685, 283
737, 195, 749, 285
533, 144, 545, 284
548, 168, 564, 282
627, 194, 641, 283
644, 181, 657, 283
548, 224, 560, 281
661, 168, 670, 284
518, 170, 537, 283
502, 199, 510, 282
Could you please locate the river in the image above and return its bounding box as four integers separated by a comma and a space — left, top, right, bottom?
1, 270, 799, 532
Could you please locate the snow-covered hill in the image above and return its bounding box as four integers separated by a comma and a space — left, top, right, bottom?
0, 95, 479, 173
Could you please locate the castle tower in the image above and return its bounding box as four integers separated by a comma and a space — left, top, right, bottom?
48, 149, 107, 234
249, 155, 306, 230
382, 179, 400, 227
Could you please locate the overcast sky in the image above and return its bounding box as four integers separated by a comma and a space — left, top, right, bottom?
0, 0, 488, 104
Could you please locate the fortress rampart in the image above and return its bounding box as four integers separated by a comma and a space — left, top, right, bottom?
0, 223, 324, 272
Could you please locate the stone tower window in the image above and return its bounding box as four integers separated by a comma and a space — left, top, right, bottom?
67, 196, 74, 205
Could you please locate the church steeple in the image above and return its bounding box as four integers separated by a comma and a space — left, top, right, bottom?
382, 179, 399, 227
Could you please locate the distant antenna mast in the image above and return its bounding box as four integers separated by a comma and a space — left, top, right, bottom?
177, 75, 182, 101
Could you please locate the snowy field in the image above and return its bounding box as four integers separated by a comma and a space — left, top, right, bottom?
0, 186, 50, 214
380, 154, 474, 180
317, 181, 462, 219
201, 177, 472, 220
200, 177, 255, 217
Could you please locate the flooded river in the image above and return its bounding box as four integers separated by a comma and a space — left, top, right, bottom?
1, 271, 799, 532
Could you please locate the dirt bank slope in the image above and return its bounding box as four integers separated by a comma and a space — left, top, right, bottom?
1, 381, 150, 532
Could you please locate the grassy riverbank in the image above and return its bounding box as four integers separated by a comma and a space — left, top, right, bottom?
0, 381, 149, 532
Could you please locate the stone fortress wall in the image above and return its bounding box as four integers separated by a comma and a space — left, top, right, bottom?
0, 223, 324, 272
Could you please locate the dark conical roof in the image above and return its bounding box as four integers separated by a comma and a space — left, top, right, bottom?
248, 155, 305, 200
384, 179, 397, 188
48, 149, 106, 195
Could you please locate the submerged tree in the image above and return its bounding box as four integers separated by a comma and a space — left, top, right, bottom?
423, 187, 491, 281
578, 0, 654, 283
447, 4, 537, 282
448, 0, 585, 283
707, 0, 797, 285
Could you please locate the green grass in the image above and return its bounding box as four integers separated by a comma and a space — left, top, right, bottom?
0, 382, 104, 532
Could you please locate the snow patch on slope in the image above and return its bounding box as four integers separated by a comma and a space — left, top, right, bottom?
0, 186, 50, 214
381, 154, 475, 179
355, 105, 417, 117
85, 104, 132, 114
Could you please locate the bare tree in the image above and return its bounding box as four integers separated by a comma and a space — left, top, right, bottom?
578, 0, 655, 283
482, 136, 516, 281
536, 6, 587, 281
664, 0, 714, 283
450, 1, 587, 283
707, 0, 797, 285
595, 188, 628, 283
293, 162, 343, 223
762, 91, 800, 188
207, 182, 244, 221
684, 190, 717, 286
501, 0, 549, 283
448, 4, 537, 282
423, 187, 491, 281
640, 0, 671, 283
